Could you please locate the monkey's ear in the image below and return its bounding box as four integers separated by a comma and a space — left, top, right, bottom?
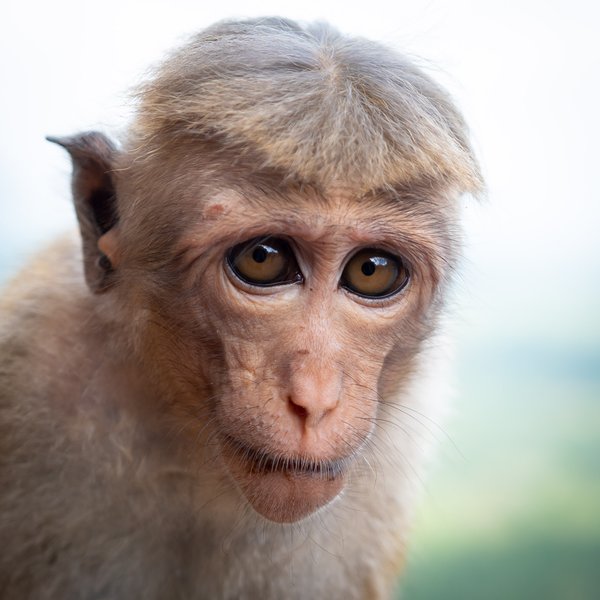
47, 132, 119, 294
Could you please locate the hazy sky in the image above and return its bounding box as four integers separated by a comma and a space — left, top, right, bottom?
1, 0, 598, 343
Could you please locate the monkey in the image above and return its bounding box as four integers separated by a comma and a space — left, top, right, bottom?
0, 17, 482, 600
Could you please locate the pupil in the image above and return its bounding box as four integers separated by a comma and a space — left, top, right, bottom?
361, 260, 376, 276
252, 246, 268, 263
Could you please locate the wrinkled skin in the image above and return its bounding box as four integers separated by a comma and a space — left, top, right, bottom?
104, 181, 448, 524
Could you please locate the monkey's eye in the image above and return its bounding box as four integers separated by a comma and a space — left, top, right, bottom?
341, 249, 409, 298
227, 237, 302, 287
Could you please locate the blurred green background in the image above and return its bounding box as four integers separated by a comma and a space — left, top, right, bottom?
399, 275, 600, 598
1, 1, 599, 598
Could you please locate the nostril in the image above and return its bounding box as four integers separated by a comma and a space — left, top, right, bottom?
288, 397, 308, 420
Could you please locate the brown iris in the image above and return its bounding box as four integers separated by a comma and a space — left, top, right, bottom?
227, 237, 302, 286
341, 248, 409, 298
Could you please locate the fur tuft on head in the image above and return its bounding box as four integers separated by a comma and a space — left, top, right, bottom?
130, 17, 483, 195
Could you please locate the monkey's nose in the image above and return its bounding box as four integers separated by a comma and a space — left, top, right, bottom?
288, 399, 309, 421
286, 373, 341, 429
287, 395, 337, 428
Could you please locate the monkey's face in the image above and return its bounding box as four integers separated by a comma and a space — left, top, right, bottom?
130, 186, 451, 524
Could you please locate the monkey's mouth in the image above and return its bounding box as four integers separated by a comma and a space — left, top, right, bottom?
221, 434, 348, 523
224, 434, 348, 478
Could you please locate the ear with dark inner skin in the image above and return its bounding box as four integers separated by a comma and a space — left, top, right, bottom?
47, 132, 119, 294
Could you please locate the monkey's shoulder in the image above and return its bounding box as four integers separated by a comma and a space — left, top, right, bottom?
0, 234, 139, 471
1, 233, 90, 336
1, 234, 110, 370
0, 240, 182, 598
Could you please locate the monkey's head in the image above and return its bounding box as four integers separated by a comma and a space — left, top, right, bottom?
51, 19, 481, 523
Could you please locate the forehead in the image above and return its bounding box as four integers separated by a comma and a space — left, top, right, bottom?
120, 144, 459, 265
200, 188, 367, 235
192, 184, 456, 251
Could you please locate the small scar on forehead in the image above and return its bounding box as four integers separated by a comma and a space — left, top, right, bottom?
203, 203, 227, 220
202, 191, 246, 220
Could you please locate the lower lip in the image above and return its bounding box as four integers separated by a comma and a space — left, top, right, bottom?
221, 440, 346, 523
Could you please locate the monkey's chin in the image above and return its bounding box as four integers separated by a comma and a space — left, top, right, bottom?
221, 437, 346, 523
